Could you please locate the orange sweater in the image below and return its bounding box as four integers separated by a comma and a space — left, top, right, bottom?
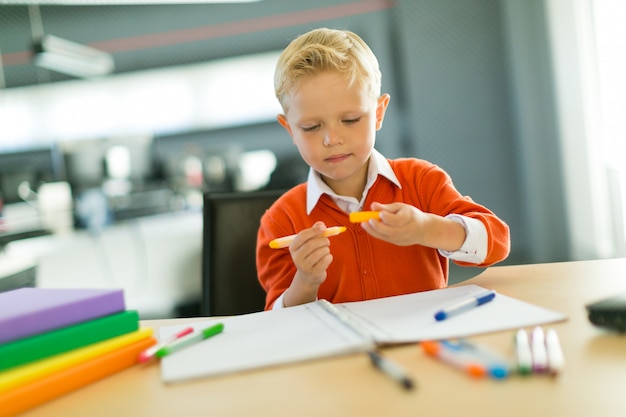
256, 158, 510, 310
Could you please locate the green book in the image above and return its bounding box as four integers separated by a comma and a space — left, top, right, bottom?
0, 310, 139, 371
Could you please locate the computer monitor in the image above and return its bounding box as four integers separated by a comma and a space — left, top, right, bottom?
0, 147, 61, 204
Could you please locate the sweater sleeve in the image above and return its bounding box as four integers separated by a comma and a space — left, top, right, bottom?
400, 159, 511, 267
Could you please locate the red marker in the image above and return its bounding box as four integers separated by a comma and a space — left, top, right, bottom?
138, 326, 194, 363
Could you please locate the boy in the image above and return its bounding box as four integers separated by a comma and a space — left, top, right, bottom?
256, 28, 510, 310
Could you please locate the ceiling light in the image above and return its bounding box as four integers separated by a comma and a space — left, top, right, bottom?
33, 35, 114, 78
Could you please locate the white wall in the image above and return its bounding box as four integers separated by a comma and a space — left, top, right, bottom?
545, 0, 626, 260
5, 210, 203, 319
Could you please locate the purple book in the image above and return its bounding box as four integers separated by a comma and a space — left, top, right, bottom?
0, 288, 125, 345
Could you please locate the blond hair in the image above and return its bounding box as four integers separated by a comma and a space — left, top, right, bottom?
274, 28, 382, 110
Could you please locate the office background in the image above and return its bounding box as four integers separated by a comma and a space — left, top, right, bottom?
1, 0, 623, 316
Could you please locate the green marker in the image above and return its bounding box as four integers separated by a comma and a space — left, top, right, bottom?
156, 322, 224, 358
515, 328, 533, 375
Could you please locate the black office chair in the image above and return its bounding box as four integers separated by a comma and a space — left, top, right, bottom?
202, 189, 285, 316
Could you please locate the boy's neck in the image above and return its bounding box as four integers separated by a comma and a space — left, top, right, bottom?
322, 163, 369, 200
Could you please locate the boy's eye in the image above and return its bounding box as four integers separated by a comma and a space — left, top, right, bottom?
343, 117, 361, 125
301, 124, 319, 132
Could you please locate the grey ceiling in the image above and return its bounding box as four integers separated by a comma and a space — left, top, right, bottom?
0, 0, 396, 88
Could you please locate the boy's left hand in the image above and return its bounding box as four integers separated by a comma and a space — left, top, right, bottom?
359, 202, 466, 251
359, 202, 427, 246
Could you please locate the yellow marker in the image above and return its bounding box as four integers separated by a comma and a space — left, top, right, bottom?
269, 226, 347, 249
349, 211, 381, 223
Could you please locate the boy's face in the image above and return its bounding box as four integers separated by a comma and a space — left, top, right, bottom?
277, 71, 389, 195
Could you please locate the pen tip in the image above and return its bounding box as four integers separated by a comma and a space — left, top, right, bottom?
402, 379, 415, 390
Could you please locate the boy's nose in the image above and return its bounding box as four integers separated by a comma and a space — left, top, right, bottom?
323, 129, 342, 146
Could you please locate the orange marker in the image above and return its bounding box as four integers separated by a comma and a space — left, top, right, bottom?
269, 226, 347, 249
420, 340, 487, 378
349, 211, 381, 223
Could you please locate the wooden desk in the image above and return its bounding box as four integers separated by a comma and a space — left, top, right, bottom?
20, 259, 626, 417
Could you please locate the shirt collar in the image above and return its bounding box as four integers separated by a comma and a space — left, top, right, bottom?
306, 149, 401, 214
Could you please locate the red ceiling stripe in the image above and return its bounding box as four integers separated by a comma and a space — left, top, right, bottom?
2, 0, 395, 67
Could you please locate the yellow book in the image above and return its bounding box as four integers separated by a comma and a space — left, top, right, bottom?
0, 332, 155, 417
0, 327, 154, 394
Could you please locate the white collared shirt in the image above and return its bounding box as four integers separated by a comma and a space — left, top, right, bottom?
306, 149, 400, 215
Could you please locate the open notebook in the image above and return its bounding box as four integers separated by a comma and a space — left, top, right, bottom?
159, 285, 566, 383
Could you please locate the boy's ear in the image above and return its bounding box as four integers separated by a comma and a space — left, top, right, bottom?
375, 94, 391, 130
276, 114, 293, 136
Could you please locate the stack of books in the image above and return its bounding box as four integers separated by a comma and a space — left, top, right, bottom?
0, 287, 156, 417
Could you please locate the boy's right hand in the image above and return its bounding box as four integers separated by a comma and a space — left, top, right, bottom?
283, 222, 334, 307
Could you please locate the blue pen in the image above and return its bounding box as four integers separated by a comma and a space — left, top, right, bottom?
434, 290, 496, 321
